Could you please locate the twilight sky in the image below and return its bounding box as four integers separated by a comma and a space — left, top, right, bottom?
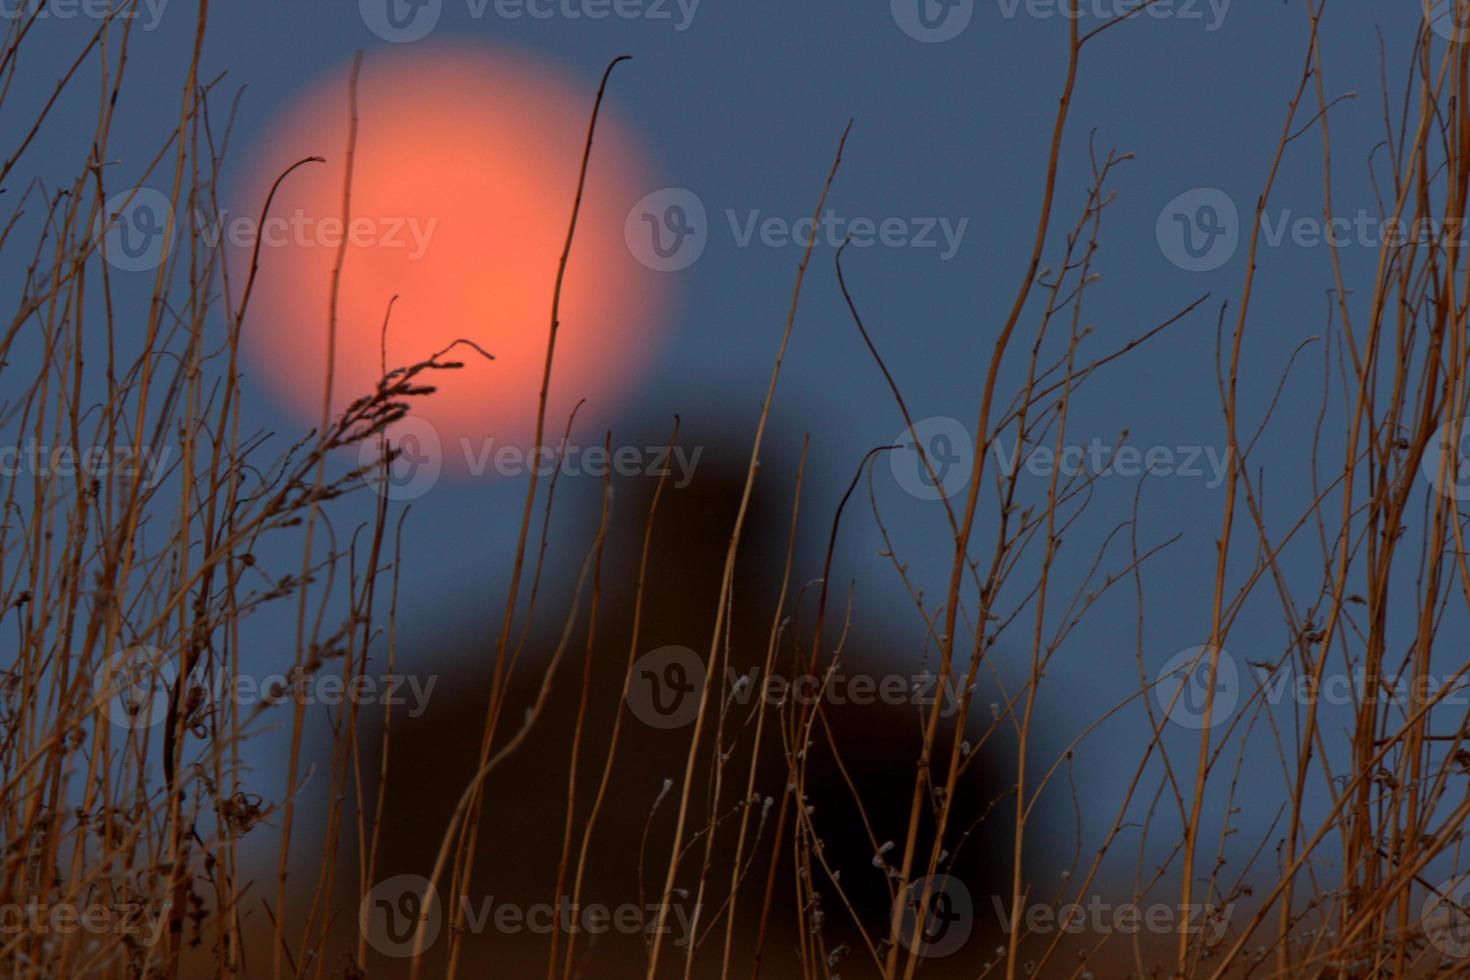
2, 0, 1451, 879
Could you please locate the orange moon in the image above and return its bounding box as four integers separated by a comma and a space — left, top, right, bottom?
236, 44, 667, 474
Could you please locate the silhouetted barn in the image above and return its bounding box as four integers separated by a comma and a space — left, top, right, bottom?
351, 425, 1020, 977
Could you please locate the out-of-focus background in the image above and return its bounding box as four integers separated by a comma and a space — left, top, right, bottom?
3, 0, 1466, 975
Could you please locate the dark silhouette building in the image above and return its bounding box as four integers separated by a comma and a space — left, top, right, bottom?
354, 422, 1019, 977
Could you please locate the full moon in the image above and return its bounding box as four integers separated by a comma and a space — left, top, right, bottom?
237, 44, 667, 474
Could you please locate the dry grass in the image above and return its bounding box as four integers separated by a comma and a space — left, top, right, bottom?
3, 1, 1470, 977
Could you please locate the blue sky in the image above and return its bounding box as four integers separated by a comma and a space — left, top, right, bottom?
3, 0, 1455, 888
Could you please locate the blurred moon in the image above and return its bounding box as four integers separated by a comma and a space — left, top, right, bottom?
237, 44, 667, 473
